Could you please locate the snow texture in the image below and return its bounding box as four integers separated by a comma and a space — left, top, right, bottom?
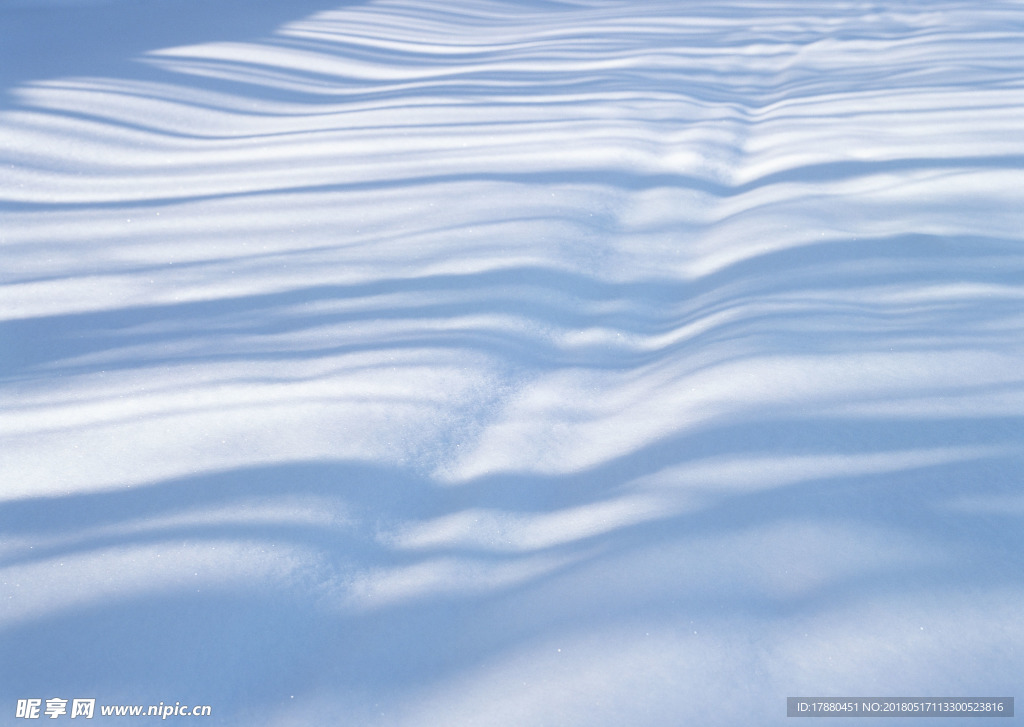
2, 0, 1023, 724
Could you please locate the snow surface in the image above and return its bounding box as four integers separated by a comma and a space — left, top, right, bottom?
2, 0, 1023, 724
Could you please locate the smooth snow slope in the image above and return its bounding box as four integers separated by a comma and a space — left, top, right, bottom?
2, 0, 1023, 724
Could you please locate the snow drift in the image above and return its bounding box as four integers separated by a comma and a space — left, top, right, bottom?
2, 0, 1023, 724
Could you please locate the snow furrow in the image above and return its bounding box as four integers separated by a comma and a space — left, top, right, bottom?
2, 1, 1022, 724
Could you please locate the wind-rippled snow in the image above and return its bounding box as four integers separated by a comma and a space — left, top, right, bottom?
2, 0, 1023, 724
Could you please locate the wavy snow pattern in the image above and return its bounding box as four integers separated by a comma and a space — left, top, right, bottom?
2, 1, 1023, 725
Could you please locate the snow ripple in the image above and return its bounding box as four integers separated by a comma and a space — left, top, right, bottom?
2, 0, 1023, 724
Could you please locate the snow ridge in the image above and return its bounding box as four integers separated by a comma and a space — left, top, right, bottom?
2, 1, 1023, 725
